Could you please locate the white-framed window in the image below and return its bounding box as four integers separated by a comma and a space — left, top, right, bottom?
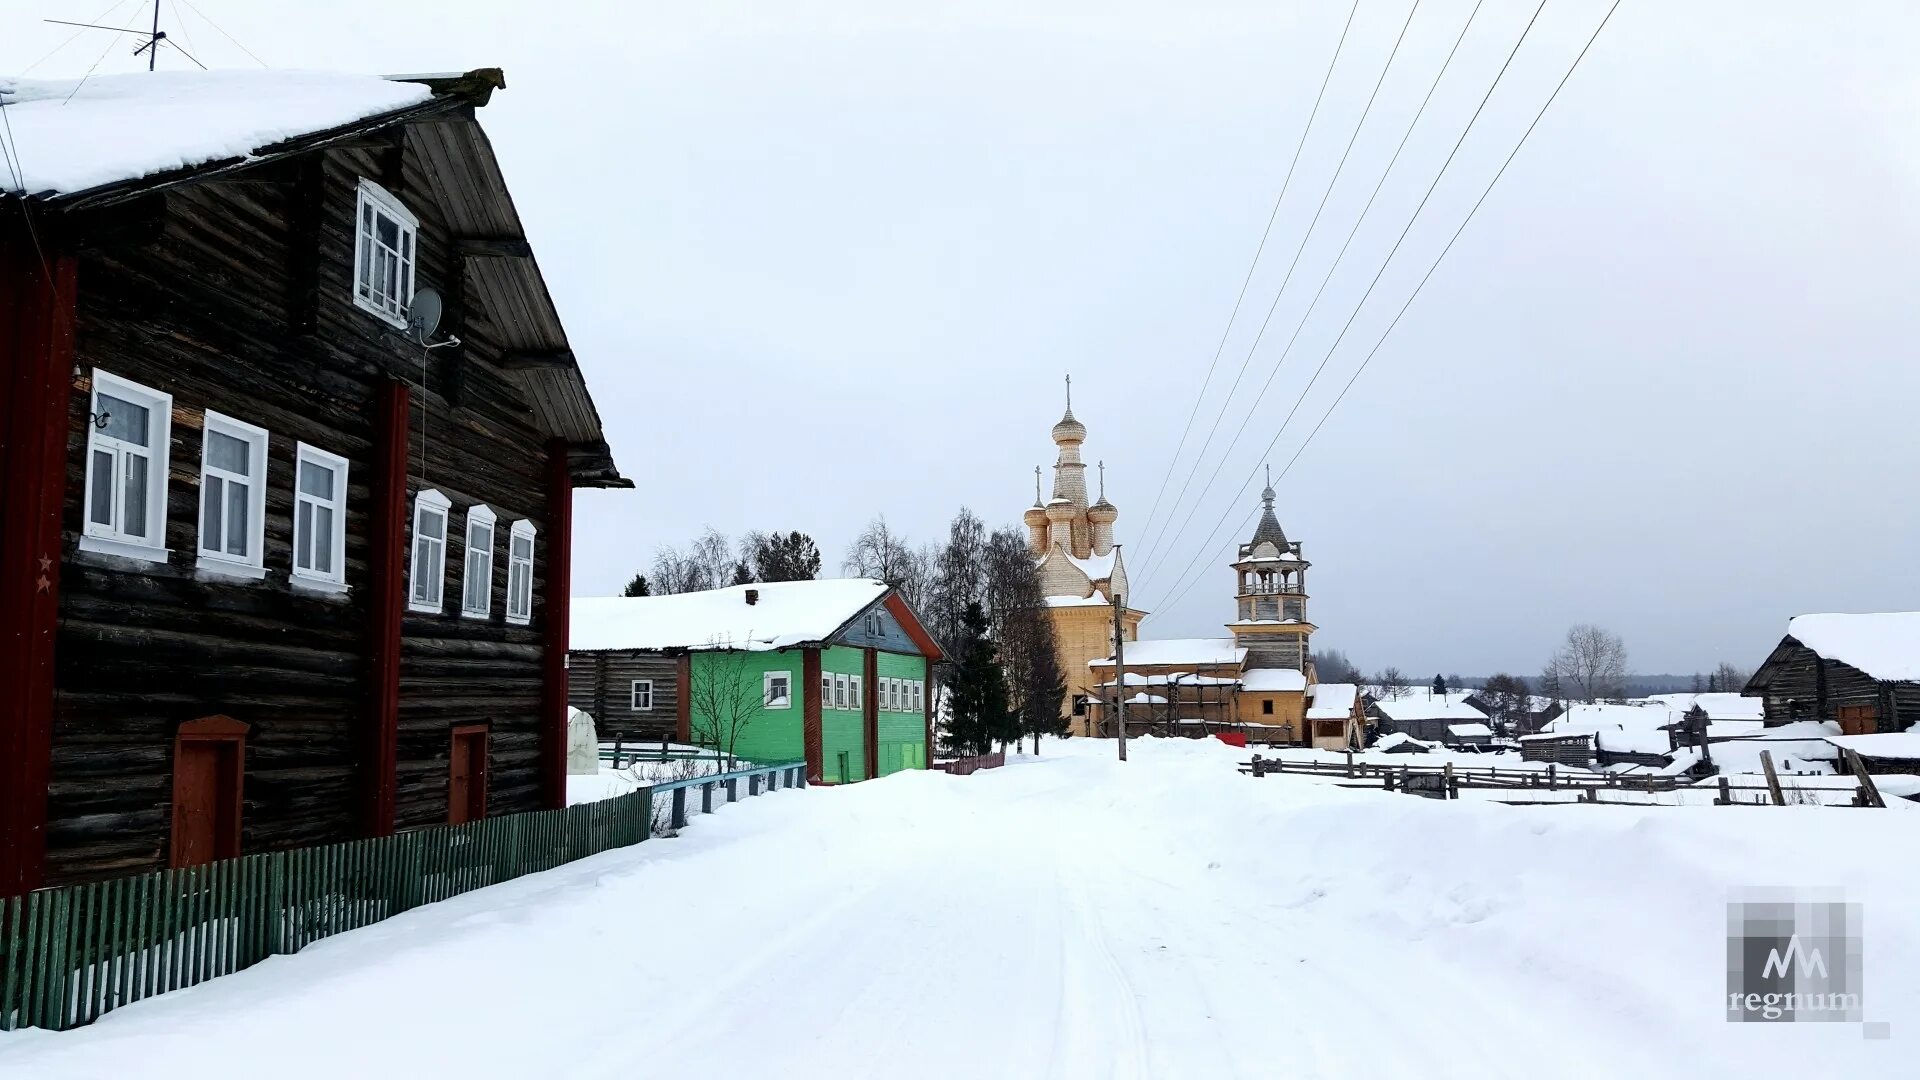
408, 489, 451, 613
460, 505, 496, 618
353, 179, 417, 327
884, 678, 897, 712
764, 670, 792, 710
630, 679, 654, 711
913, 680, 925, 713
832, 672, 848, 711
505, 520, 536, 625
194, 410, 268, 576
849, 674, 862, 712
81, 369, 173, 562
819, 671, 832, 708
291, 443, 349, 590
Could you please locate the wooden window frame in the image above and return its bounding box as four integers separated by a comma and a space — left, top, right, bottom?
408, 489, 452, 613
1262, 699, 1275, 716
832, 672, 848, 711
849, 672, 862, 712
79, 368, 174, 563
195, 410, 269, 577
764, 670, 793, 710
460, 505, 496, 618
352, 178, 419, 328
914, 680, 925, 714
291, 442, 350, 591
631, 678, 655, 712
506, 519, 536, 625
819, 670, 833, 710
170, 715, 248, 869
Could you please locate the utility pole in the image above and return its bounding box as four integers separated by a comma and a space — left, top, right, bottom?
1111, 561, 1128, 763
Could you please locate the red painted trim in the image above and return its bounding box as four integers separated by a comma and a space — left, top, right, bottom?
675, 653, 691, 743
802, 649, 823, 782
883, 593, 944, 661
923, 658, 934, 768
363, 380, 408, 837
863, 648, 879, 779
540, 439, 574, 810
0, 238, 75, 896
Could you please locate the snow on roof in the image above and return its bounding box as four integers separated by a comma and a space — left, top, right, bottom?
1099, 672, 1239, 688
1045, 594, 1110, 608
1636, 692, 1765, 721
1372, 693, 1487, 721
0, 71, 433, 197
1786, 612, 1920, 681
1065, 549, 1118, 580
1306, 683, 1358, 719
1447, 723, 1492, 738
1374, 732, 1433, 752
571, 579, 889, 653
1123, 692, 1168, 705
1089, 638, 1244, 668
1825, 732, 1920, 760
1541, 703, 1672, 756
1241, 668, 1307, 693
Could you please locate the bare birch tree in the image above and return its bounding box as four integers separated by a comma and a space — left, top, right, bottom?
1545, 623, 1628, 703
685, 646, 768, 772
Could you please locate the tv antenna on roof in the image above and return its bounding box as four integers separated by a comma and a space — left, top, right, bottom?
45, 2, 206, 72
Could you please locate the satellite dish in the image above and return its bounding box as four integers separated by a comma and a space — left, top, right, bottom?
405, 288, 443, 345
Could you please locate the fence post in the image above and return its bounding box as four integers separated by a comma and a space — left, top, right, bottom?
1547, 763, 1557, 791
702, 781, 714, 814
727, 777, 738, 802
671, 786, 687, 831
1844, 749, 1885, 809
1716, 775, 1731, 806
1759, 750, 1787, 806
1345, 750, 1354, 779
612, 738, 624, 769
1251, 755, 1264, 777
1443, 762, 1455, 800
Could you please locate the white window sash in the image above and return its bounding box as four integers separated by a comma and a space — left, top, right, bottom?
850, 675, 862, 712
506, 520, 536, 625
81, 370, 173, 557
460, 506, 496, 618
631, 680, 653, 711
196, 411, 268, 571
764, 671, 792, 709
291, 443, 349, 588
408, 490, 451, 613
352, 179, 419, 327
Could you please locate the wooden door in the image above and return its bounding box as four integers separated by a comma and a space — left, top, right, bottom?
1836, 704, 1879, 736
449, 725, 489, 824
171, 716, 247, 868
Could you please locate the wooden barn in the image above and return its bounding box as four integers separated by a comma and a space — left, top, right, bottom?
0, 69, 627, 895
569, 580, 942, 784
1743, 612, 1920, 734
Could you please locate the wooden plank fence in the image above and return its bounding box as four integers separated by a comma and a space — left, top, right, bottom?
0, 760, 804, 1033
1241, 753, 1887, 807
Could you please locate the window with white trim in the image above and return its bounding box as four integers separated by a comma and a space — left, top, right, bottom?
353, 179, 417, 327
630, 680, 654, 711
196, 411, 267, 574
291, 443, 349, 588
832, 672, 848, 711
764, 671, 792, 710
849, 674, 862, 712
81, 369, 173, 562
506, 520, 536, 625
913, 680, 925, 713
408, 490, 451, 613
460, 505, 496, 618
885, 678, 897, 712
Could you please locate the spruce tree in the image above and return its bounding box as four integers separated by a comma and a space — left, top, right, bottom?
1433, 674, 1448, 697
946, 602, 1007, 757
622, 573, 651, 597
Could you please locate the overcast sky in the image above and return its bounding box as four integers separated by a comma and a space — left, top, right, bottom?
6, 1, 1916, 676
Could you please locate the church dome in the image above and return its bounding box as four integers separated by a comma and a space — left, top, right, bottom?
1051, 408, 1087, 445
1087, 499, 1117, 524
1024, 504, 1049, 528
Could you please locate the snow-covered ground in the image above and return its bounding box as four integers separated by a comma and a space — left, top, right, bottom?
3, 737, 1914, 1078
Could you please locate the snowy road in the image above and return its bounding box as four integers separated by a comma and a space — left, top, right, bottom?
3, 738, 1915, 1078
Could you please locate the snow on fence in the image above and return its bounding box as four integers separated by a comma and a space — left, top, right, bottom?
1242, 753, 1898, 807
0, 760, 805, 1033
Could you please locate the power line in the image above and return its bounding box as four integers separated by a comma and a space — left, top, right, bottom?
1141, 0, 1550, 609
1136, 0, 1486, 589
24, 0, 137, 74
1135, 0, 1428, 581
1131, 0, 1361, 555
1150, 0, 1622, 618
178, 0, 270, 68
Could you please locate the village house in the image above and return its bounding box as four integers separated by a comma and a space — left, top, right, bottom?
1743, 612, 1920, 734
0, 69, 626, 894
568, 579, 941, 784
1368, 691, 1491, 744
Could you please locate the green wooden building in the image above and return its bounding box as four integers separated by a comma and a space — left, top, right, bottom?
569, 579, 942, 783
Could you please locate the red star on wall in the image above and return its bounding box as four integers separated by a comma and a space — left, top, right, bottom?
35, 575, 51, 594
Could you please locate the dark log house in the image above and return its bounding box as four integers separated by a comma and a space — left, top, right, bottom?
0, 68, 628, 894
1743, 612, 1920, 735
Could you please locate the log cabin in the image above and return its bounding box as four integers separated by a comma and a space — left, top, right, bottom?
1743, 613, 1920, 734
569, 580, 941, 784
0, 68, 628, 894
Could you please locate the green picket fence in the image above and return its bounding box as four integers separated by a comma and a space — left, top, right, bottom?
0, 761, 806, 1032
